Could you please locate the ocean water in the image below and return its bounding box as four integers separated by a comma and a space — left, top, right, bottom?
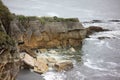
2, 0, 120, 21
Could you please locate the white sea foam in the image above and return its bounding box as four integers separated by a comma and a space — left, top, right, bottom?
105, 42, 114, 50
85, 38, 98, 41
94, 40, 105, 46
84, 59, 107, 71
42, 72, 66, 80
90, 31, 120, 39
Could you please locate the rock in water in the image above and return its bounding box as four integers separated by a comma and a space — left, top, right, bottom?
22, 53, 34, 68
39, 48, 48, 53
69, 47, 76, 52
86, 26, 109, 35
34, 57, 48, 74
54, 60, 73, 71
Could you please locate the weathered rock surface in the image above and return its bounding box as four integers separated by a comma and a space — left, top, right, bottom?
0, 22, 20, 80
19, 45, 36, 57
21, 53, 49, 74
34, 56, 48, 74
86, 26, 109, 36
22, 53, 34, 68
21, 51, 74, 73
0, 1, 20, 80
10, 16, 86, 49
54, 60, 73, 71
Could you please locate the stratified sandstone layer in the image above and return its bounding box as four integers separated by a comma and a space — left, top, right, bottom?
10, 16, 87, 49
0, 19, 20, 80
0, 1, 20, 80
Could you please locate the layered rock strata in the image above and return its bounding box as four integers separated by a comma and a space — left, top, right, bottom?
0, 1, 20, 80
10, 16, 87, 49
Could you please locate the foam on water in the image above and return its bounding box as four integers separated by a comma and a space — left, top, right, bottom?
89, 31, 120, 39
42, 71, 66, 80
84, 59, 108, 71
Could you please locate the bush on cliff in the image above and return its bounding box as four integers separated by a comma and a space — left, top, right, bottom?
0, 0, 13, 35
0, 31, 15, 48
16, 15, 79, 25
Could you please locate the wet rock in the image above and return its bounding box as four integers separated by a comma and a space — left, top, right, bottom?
54, 60, 73, 71
47, 57, 57, 63
19, 46, 37, 58
48, 50, 58, 54
34, 56, 48, 74
39, 48, 48, 53
98, 37, 110, 40
108, 19, 120, 22
69, 47, 76, 52
21, 53, 49, 74
22, 53, 34, 68
91, 20, 103, 23
86, 26, 109, 36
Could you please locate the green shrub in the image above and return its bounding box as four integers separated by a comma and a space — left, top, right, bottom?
0, 31, 15, 47
0, 0, 13, 35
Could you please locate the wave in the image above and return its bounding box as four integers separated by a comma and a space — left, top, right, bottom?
42, 71, 66, 80
84, 59, 107, 71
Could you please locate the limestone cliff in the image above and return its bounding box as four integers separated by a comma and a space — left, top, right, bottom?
0, 1, 20, 80
10, 16, 87, 49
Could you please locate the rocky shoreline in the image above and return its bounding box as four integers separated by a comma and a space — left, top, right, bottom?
0, 0, 109, 80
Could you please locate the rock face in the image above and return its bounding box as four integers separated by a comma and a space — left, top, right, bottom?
0, 1, 20, 80
0, 22, 20, 80
10, 16, 86, 49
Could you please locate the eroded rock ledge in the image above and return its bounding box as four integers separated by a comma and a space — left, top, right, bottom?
10, 15, 87, 49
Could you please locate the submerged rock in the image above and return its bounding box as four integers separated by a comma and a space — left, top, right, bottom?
98, 37, 110, 40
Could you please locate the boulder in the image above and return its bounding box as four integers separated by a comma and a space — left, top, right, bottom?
47, 57, 57, 63
34, 56, 48, 74
19, 46, 37, 58
48, 50, 58, 54
54, 60, 73, 71
86, 26, 109, 36
39, 48, 48, 53
69, 47, 76, 52
22, 53, 34, 68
